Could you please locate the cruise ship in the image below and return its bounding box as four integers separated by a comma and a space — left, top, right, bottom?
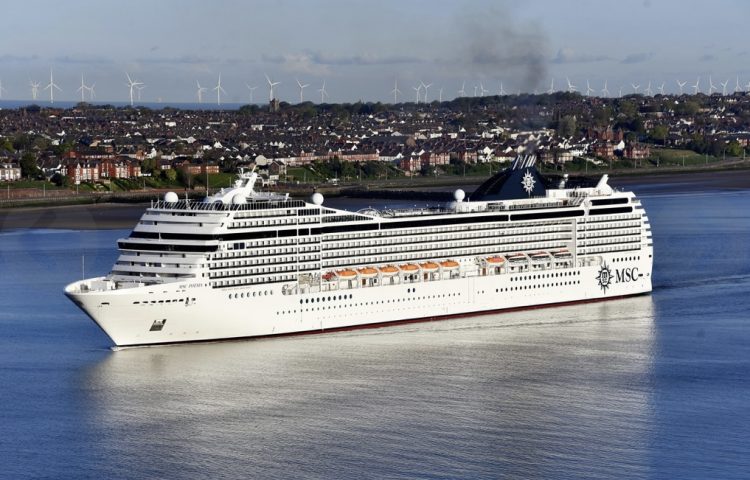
65, 156, 653, 348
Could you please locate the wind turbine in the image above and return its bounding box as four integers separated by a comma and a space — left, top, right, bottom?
45, 68, 62, 103
296, 78, 310, 102
618, 86, 623, 98
438, 87, 443, 102
692, 77, 700, 95
391, 78, 401, 103
30, 80, 40, 100
473, 85, 478, 97
213, 73, 226, 106
196, 81, 207, 103
479, 82, 488, 97
566, 77, 577, 93
136, 84, 145, 102
657, 82, 665, 96
125, 72, 143, 106
76, 74, 92, 102
318, 80, 329, 103
413, 84, 422, 103
457, 81, 466, 97
720, 79, 729, 96
601, 80, 610, 97
421, 81, 433, 102
708, 75, 717, 95
88, 82, 96, 100
585, 79, 595, 96
644, 81, 653, 96
0, 79, 6, 99
676, 80, 687, 95
547, 78, 555, 94
265, 73, 280, 101
499, 82, 507, 96
631, 83, 640, 94
246, 84, 258, 103
734, 76, 742, 94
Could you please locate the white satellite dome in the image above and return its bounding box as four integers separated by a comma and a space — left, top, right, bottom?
311, 192, 324, 206
232, 193, 247, 205
164, 191, 178, 203
453, 189, 466, 202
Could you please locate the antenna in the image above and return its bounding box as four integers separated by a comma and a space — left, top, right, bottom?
296, 78, 310, 102
196, 80, 207, 103
44, 68, 62, 103
125, 72, 143, 106
213, 73, 226, 105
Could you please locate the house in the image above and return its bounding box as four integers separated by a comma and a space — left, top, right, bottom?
0, 163, 21, 181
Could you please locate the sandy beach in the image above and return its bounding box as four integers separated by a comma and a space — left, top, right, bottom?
2, 169, 749, 231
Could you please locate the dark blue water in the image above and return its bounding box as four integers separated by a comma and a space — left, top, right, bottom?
0, 188, 749, 479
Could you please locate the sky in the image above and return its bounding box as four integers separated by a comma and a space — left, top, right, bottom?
1, 0, 749, 105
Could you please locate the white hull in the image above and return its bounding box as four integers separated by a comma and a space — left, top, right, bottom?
66, 254, 651, 347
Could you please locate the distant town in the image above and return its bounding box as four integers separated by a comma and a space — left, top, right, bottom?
1, 91, 750, 202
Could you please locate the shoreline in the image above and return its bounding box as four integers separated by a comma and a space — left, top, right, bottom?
2, 169, 749, 231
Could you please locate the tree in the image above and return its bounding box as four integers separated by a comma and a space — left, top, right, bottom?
557, 115, 577, 138
649, 125, 669, 145
20, 152, 39, 178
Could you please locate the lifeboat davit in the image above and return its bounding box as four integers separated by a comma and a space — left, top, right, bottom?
507, 253, 527, 262
399, 263, 419, 272
420, 262, 439, 272
440, 260, 460, 270
357, 267, 378, 278
378, 265, 399, 276
322, 271, 336, 281
552, 249, 572, 258
336, 269, 357, 279
486, 256, 505, 265
530, 251, 551, 261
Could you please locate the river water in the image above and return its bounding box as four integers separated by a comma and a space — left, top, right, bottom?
0, 184, 748, 479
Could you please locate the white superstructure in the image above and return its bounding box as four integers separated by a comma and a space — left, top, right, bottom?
65, 157, 653, 347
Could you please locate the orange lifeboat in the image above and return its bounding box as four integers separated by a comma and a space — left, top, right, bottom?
486, 256, 505, 265
440, 260, 460, 270
399, 263, 419, 272
378, 265, 399, 276
336, 269, 357, 279
420, 262, 439, 272
357, 267, 378, 278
